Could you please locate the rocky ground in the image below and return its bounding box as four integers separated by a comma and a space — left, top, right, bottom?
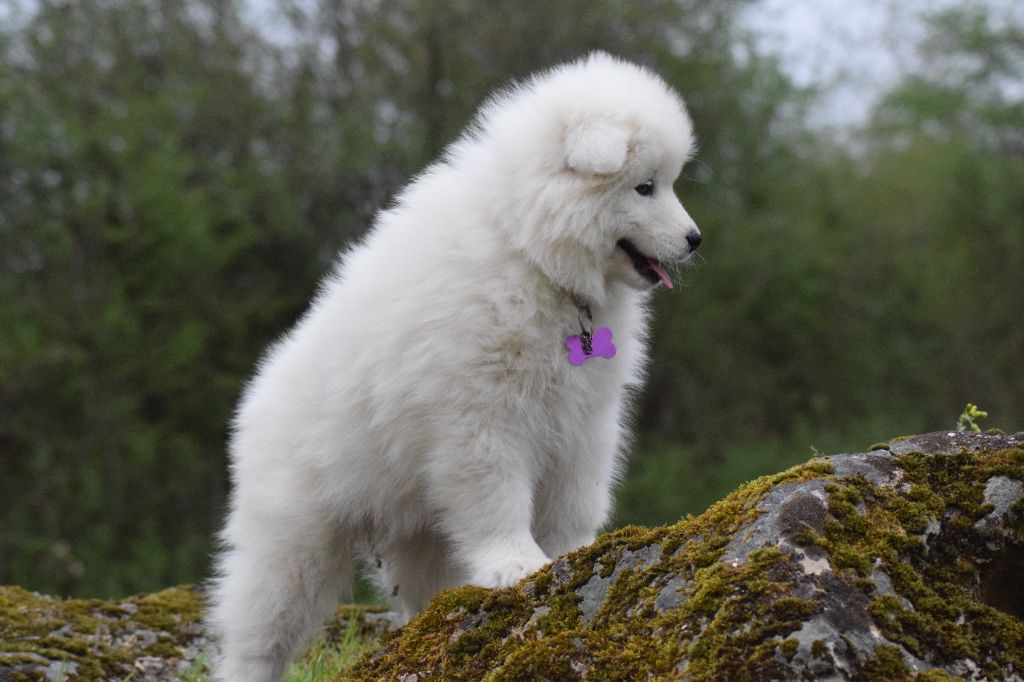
348, 431, 1024, 680
3, 430, 1022, 681
0, 584, 208, 681
0, 585, 397, 681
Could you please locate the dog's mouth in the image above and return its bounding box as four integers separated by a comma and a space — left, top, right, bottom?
617, 239, 673, 289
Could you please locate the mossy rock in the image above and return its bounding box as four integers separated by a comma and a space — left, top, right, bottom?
0, 584, 396, 680
0, 584, 206, 680
345, 431, 1024, 681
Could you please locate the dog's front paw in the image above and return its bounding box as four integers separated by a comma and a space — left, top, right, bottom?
470, 553, 550, 589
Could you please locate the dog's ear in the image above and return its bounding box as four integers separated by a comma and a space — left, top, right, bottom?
563, 119, 630, 176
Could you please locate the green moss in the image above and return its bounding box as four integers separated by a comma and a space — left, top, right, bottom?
792, 528, 825, 547
915, 670, 963, 681
344, 458, 841, 681
0, 584, 204, 679
822, 446, 1024, 677
778, 637, 799, 659
678, 550, 820, 680
860, 644, 911, 679
341, 437, 1024, 680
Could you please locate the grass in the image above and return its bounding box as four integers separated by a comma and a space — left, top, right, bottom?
287, 620, 378, 682
176, 618, 378, 681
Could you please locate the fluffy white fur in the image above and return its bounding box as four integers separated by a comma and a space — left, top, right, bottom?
208, 52, 700, 681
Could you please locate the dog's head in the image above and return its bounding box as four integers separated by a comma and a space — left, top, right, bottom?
478, 52, 700, 302
562, 86, 701, 292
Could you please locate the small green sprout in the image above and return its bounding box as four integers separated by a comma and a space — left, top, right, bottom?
956, 403, 988, 432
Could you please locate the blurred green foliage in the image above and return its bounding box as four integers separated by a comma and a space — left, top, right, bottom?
0, 0, 1021, 598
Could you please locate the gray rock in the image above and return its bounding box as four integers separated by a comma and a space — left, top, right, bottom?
351, 431, 1024, 681
0, 585, 402, 681
976, 475, 1024, 532
869, 568, 913, 610
721, 478, 829, 565
826, 451, 901, 486
886, 430, 1024, 456
578, 543, 663, 624
654, 575, 689, 612
577, 570, 614, 625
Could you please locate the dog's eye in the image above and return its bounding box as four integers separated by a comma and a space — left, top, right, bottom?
634, 180, 655, 197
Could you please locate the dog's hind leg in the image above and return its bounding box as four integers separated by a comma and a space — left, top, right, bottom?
375, 530, 464, 619
208, 512, 354, 682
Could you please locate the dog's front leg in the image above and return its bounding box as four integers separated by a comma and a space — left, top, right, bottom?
426, 427, 550, 589
533, 414, 621, 559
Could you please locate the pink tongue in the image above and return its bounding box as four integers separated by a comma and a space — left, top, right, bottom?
647, 256, 673, 288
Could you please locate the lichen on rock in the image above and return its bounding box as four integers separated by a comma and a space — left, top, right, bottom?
0, 584, 207, 681
0, 584, 399, 681
343, 431, 1024, 681
3, 431, 1021, 680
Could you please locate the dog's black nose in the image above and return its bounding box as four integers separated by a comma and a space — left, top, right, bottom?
686, 231, 702, 251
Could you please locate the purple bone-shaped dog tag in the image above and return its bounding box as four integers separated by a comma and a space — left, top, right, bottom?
566, 327, 616, 366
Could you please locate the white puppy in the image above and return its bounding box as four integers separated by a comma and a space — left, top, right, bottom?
209, 52, 700, 681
